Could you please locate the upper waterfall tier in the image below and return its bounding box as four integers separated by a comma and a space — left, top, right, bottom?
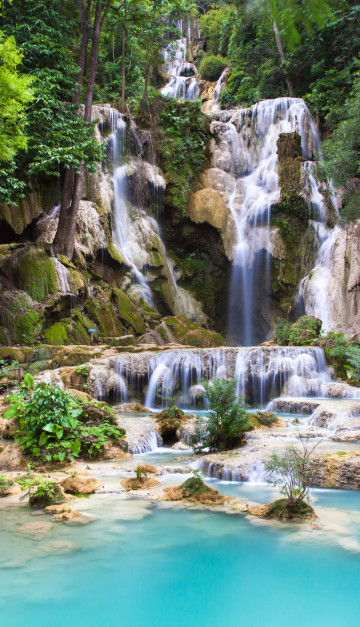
88, 346, 360, 408
203, 97, 337, 345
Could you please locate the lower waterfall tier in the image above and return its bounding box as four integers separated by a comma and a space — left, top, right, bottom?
73, 346, 360, 407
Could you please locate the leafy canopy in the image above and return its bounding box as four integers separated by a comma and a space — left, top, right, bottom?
0, 32, 34, 162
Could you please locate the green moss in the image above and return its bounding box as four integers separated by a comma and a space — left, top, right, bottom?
0, 328, 10, 345
13, 247, 59, 302
180, 477, 212, 498
84, 298, 123, 337
113, 288, 146, 335
0, 290, 43, 346
162, 316, 225, 347
155, 98, 210, 216
265, 498, 315, 520
43, 322, 69, 346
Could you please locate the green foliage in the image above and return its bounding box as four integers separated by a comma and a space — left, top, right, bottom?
191, 378, 249, 452
4, 383, 125, 463
322, 79, 360, 206
135, 465, 147, 481
157, 98, 209, 214
0, 31, 34, 162
265, 437, 318, 510
0, 473, 15, 496
0, 0, 103, 203
267, 0, 340, 50
275, 315, 322, 346
75, 364, 90, 377
199, 54, 227, 81
321, 332, 360, 382
179, 475, 210, 498
198, 4, 234, 56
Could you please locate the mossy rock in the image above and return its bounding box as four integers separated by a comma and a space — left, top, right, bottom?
162, 316, 225, 347
84, 297, 123, 337
265, 498, 315, 520
11, 246, 59, 302
43, 322, 69, 346
156, 408, 187, 444
0, 475, 16, 497
29, 483, 65, 508
0, 290, 43, 346
163, 477, 228, 504
113, 288, 146, 335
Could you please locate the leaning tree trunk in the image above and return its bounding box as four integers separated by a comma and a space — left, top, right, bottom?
272, 21, 294, 97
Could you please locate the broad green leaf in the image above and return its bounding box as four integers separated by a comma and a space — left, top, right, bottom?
23, 373, 34, 388
39, 432, 48, 446
3, 405, 18, 419
71, 439, 81, 455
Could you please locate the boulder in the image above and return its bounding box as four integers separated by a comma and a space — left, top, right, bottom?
0, 443, 26, 470
121, 477, 160, 491
0, 417, 18, 439
119, 403, 152, 414
60, 476, 102, 494
163, 477, 228, 505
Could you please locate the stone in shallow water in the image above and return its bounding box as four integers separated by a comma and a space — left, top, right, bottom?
60, 476, 102, 494
16, 521, 53, 537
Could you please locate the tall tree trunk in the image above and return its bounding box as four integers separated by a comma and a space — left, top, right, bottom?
54, 0, 91, 257
54, 0, 113, 259
273, 21, 294, 97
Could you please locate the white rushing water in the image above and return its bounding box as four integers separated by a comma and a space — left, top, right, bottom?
110, 110, 154, 306
161, 20, 199, 101
90, 346, 360, 407
208, 97, 334, 344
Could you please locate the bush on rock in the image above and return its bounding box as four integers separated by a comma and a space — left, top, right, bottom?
3, 381, 126, 464
190, 379, 250, 452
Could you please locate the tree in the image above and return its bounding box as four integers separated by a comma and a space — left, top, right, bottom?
265, 436, 319, 515
191, 378, 249, 452
0, 0, 102, 206
53, 0, 116, 259
0, 32, 33, 162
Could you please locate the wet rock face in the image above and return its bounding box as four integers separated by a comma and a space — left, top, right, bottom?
310, 454, 360, 490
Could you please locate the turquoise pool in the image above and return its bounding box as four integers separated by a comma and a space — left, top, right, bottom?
0, 490, 360, 627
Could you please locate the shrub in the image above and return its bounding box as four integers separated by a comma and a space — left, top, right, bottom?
321, 332, 360, 383
265, 437, 319, 517
275, 316, 322, 346
4, 382, 125, 463
191, 378, 249, 452
199, 55, 227, 81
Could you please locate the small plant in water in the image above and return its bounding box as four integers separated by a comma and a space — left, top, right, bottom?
265, 436, 320, 517
135, 466, 147, 483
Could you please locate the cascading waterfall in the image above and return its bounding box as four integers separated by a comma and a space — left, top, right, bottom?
298, 162, 342, 330
161, 21, 199, 101
110, 110, 154, 306
91, 346, 360, 408
211, 97, 328, 345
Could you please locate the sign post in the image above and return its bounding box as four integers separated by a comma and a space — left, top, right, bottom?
88, 328, 98, 344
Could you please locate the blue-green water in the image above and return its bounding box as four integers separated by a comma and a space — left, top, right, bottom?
1, 491, 360, 627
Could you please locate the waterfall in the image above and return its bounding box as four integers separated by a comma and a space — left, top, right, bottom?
90, 345, 360, 407
209, 97, 324, 345
110, 111, 154, 306
298, 161, 342, 330
50, 245, 71, 294
161, 24, 200, 101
